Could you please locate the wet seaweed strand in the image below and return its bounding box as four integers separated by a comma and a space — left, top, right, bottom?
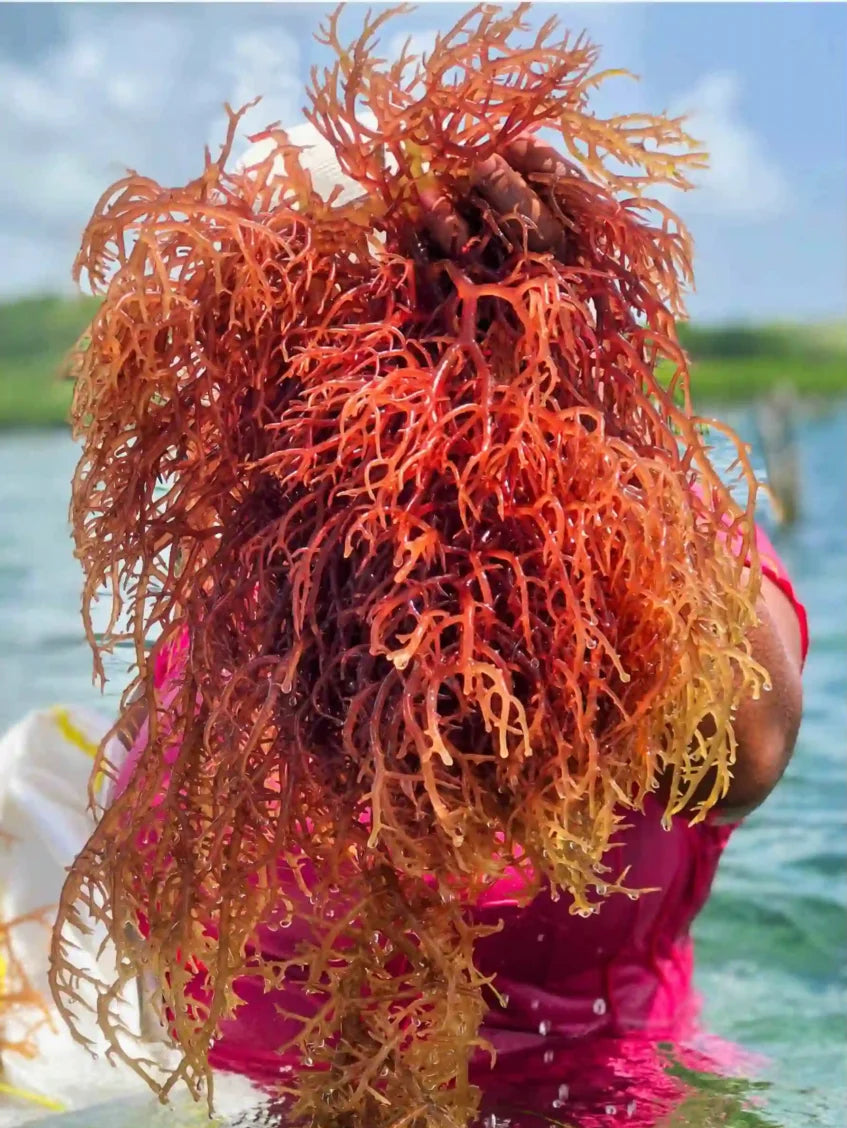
1, 907, 53, 1061
50, 6, 765, 1126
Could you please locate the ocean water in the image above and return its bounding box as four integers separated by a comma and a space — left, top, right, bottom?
0, 403, 845, 1128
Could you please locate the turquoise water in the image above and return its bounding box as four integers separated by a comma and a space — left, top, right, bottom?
1, 404, 845, 1127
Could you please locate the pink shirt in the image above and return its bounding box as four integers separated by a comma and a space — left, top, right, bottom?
119, 523, 808, 1123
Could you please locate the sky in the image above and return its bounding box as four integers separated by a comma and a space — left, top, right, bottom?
0, 2, 845, 324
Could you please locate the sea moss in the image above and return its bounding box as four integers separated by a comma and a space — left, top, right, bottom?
51, 6, 764, 1126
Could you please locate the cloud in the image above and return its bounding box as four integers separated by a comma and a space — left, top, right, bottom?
210, 30, 303, 154
0, 3, 652, 300
387, 29, 439, 65
670, 72, 789, 222
0, 4, 818, 321
0, 7, 300, 299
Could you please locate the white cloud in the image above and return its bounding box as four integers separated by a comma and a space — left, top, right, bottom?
0, 8, 300, 299
211, 30, 303, 156
0, 4, 809, 318
0, 4, 654, 300
386, 28, 439, 68
671, 72, 789, 222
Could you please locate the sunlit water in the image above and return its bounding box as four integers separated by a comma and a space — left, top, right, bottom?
1, 403, 844, 1128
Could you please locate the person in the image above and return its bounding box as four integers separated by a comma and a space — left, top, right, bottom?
106, 131, 808, 1128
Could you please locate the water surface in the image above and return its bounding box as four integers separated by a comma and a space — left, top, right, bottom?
1, 404, 844, 1127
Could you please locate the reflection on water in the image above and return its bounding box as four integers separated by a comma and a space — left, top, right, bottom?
1, 403, 845, 1128
26, 1051, 814, 1128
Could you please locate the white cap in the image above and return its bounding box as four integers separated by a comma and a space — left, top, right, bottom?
236, 118, 372, 205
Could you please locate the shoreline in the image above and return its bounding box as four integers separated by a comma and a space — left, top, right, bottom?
1, 295, 845, 430
3, 384, 846, 433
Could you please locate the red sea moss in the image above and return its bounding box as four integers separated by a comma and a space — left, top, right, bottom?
1, 907, 51, 1061
51, 6, 765, 1126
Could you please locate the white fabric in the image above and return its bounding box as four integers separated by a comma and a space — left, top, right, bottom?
0, 707, 110, 983
0, 708, 166, 1122
0, 707, 262, 1124
237, 113, 400, 208
237, 118, 364, 203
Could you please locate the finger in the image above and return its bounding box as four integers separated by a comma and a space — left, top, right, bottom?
417, 185, 470, 257
470, 153, 567, 256
501, 135, 584, 185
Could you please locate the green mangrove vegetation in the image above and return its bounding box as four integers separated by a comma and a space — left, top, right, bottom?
0, 294, 844, 429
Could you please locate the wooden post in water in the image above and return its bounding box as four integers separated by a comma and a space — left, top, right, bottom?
124, 921, 168, 1044
756, 383, 801, 526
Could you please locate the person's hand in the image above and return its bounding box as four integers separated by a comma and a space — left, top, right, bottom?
418, 136, 576, 261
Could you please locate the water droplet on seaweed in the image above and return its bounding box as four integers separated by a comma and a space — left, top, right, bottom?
538, 1019, 551, 1035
